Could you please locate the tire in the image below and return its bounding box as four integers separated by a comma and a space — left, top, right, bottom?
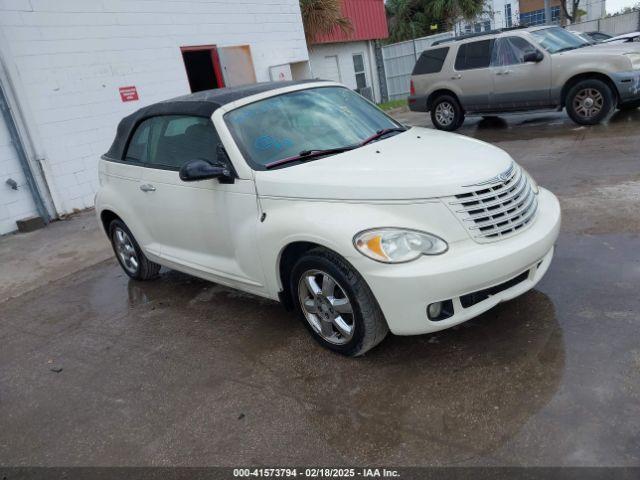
108, 219, 161, 280
566, 79, 614, 125
290, 248, 388, 356
430, 95, 465, 131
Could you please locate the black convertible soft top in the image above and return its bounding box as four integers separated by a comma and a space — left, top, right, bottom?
104, 80, 325, 160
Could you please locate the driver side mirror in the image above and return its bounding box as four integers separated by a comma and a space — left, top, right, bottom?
179, 158, 234, 183
524, 51, 544, 63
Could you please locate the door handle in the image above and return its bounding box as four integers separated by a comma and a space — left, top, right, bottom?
140, 184, 156, 192
451, 74, 462, 80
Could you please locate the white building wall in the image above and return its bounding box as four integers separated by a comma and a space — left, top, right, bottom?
0, 0, 308, 216
0, 111, 38, 235
456, 0, 520, 33
308, 40, 382, 103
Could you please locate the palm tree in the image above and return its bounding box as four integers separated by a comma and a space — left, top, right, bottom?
300, 0, 352, 45
426, 0, 486, 28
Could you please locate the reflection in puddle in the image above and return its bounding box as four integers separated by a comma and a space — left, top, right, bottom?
120, 269, 565, 463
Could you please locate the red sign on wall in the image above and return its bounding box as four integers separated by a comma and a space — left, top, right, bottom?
119, 86, 139, 102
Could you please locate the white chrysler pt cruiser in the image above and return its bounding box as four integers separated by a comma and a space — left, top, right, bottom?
96, 81, 561, 356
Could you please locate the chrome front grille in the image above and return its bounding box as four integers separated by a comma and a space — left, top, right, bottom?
445, 164, 538, 242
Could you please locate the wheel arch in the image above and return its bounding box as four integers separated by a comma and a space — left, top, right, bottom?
99, 209, 122, 236
276, 240, 327, 310
427, 89, 462, 111
561, 72, 619, 107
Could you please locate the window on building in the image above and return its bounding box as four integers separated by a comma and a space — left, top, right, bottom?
412, 47, 450, 75
483, 21, 491, 31
352, 54, 368, 92
505, 3, 513, 27
125, 116, 220, 169
455, 39, 494, 70
474, 23, 482, 32
520, 6, 560, 26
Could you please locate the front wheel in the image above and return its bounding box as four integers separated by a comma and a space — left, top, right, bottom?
566, 79, 614, 125
290, 248, 388, 356
430, 95, 465, 131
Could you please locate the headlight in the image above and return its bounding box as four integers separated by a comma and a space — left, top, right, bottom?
353, 228, 448, 263
624, 52, 640, 70
522, 168, 539, 194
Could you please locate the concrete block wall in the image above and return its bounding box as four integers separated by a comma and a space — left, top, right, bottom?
0, 0, 308, 215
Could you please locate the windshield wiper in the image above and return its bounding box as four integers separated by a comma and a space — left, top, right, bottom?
360, 127, 407, 145
264, 127, 408, 169
265, 146, 357, 169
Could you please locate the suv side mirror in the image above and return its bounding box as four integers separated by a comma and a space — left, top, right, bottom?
524, 51, 544, 63
179, 159, 233, 183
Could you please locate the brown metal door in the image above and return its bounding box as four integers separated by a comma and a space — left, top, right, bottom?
218, 45, 257, 87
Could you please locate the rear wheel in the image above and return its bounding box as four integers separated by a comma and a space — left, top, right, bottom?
566, 79, 614, 125
109, 219, 160, 280
290, 248, 388, 356
431, 95, 465, 131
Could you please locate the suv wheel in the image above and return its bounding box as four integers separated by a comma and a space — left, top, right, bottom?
431, 95, 464, 131
290, 248, 388, 356
566, 79, 614, 125
109, 219, 161, 280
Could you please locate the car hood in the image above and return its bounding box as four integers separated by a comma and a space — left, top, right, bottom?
577, 42, 640, 53
253, 127, 514, 201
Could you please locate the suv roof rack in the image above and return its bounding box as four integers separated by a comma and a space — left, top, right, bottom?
431, 25, 529, 46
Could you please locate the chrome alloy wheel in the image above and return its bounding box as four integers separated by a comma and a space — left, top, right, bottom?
298, 269, 355, 345
573, 88, 604, 119
113, 227, 139, 275
435, 101, 455, 126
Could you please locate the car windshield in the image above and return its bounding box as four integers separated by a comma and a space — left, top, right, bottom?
224, 86, 402, 169
531, 27, 590, 53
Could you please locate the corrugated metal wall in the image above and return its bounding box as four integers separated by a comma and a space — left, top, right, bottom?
314, 0, 388, 44
381, 32, 454, 101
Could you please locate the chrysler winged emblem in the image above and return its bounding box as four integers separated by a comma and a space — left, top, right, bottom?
464, 163, 515, 187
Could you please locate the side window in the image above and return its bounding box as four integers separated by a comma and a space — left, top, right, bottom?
412, 47, 449, 75
492, 37, 539, 66
151, 116, 220, 169
455, 40, 493, 70
125, 119, 152, 162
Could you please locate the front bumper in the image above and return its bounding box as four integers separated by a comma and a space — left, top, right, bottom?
358, 188, 561, 335
612, 70, 640, 104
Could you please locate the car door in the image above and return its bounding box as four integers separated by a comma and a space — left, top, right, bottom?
490, 36, 552, 110
452, 39, 495, 112
138, 115, 266, 293
103, 118, 156, 252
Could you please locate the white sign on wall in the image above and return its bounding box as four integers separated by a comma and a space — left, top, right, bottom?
269, 63, 293, 82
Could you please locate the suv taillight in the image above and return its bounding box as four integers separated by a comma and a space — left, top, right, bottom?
410, 80, 415, 96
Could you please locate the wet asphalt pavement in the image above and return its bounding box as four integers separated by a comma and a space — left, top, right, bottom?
1, 109, 639, 466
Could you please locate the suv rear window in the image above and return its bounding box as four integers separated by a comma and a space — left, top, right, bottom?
412, 47, 449, 75
455, 40, 493, 70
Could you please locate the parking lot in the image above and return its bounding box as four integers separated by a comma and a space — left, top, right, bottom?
1, 109, 639, 466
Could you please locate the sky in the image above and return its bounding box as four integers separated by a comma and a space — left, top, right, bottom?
606, 0, 638, 13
